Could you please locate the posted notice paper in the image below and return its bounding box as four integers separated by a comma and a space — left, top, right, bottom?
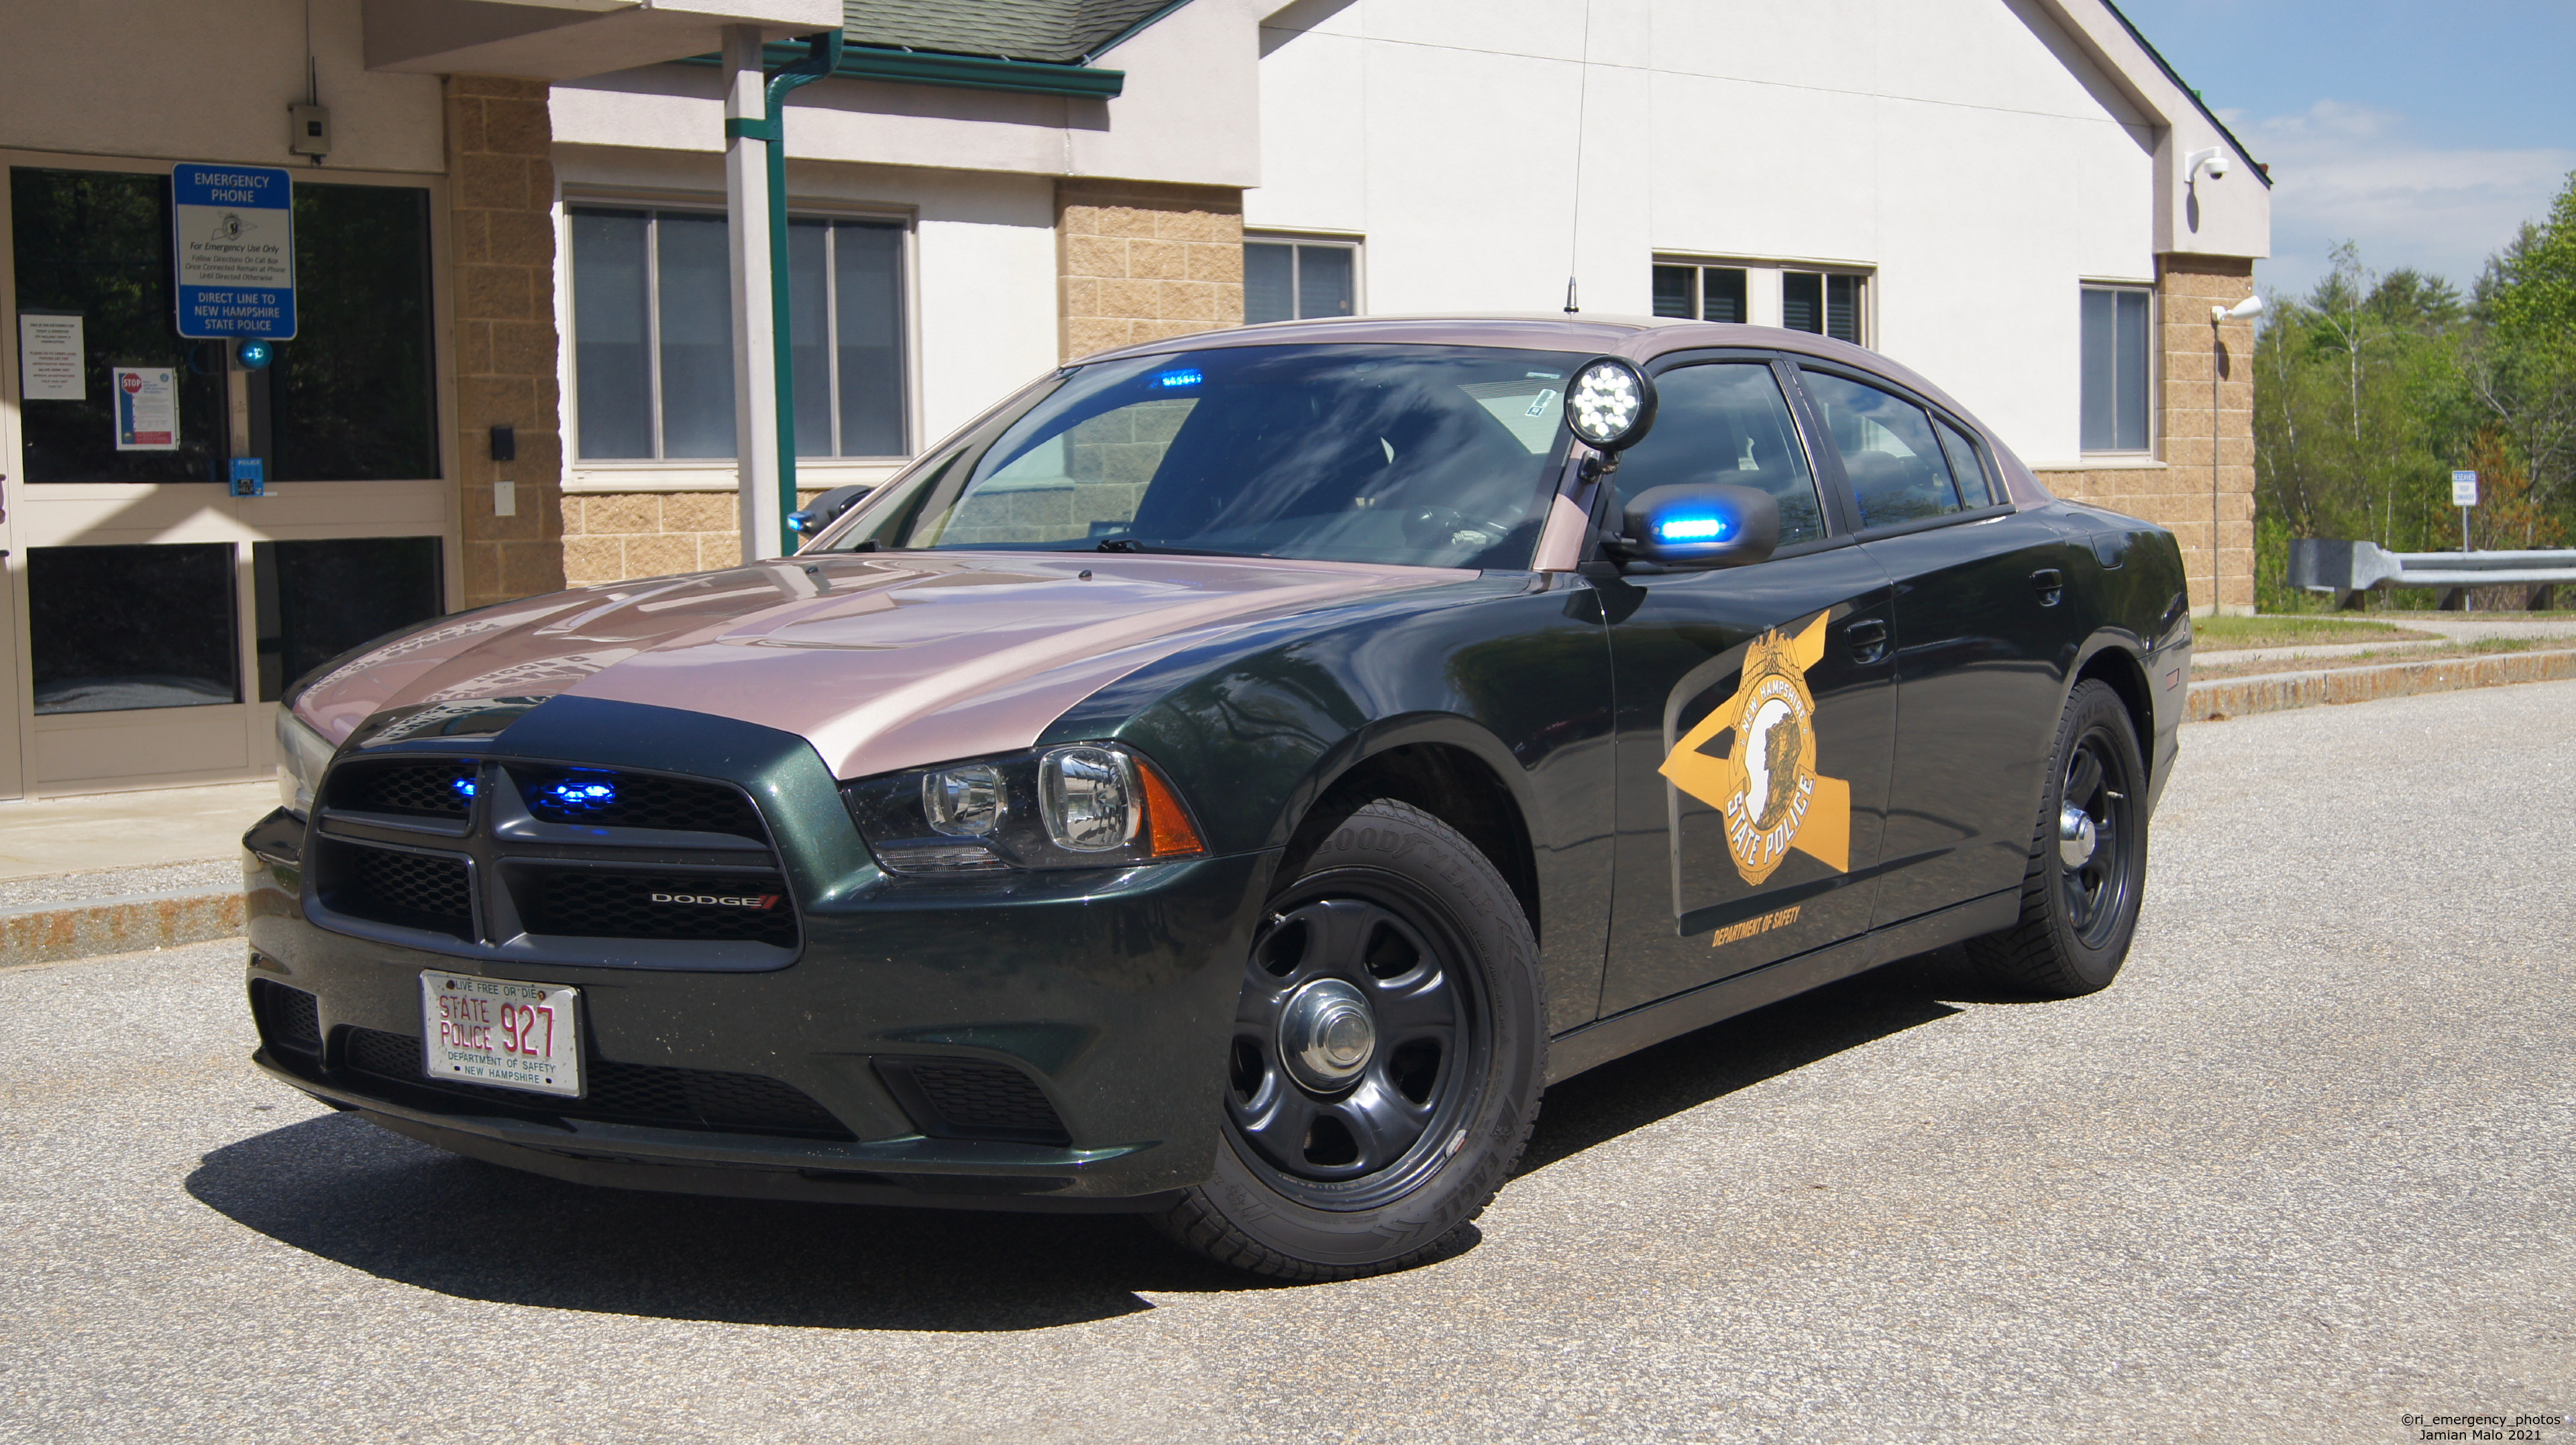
18, 313, 84, 400
113, 366, 178, 450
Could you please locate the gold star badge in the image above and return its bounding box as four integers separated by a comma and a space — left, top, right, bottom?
1658, 610, 1851, 888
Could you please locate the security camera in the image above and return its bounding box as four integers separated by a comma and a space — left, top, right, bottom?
2185, 146, 2228, 182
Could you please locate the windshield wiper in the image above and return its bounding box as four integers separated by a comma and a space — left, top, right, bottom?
1095, 537, 1236, 555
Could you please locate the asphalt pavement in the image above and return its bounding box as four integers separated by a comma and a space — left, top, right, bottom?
4, 684, 2571, 1444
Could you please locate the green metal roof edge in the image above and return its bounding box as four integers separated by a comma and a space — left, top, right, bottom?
2098, 0, 2270, 187
677, 42, 1124, 100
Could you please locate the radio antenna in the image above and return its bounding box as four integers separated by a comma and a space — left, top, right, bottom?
1564, 0, 1595, 313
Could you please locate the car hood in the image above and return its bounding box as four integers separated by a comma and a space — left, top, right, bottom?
293, 552, 1471, 780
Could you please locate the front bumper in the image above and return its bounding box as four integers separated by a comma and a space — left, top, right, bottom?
246, 816, 1275, 1206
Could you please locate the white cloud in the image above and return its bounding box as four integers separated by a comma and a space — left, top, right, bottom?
2230, 100, 2574, 299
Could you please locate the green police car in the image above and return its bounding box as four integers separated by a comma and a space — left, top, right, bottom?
246, 315, 2189, 1279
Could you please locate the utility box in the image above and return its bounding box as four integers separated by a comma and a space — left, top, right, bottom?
288, 104, 331, 159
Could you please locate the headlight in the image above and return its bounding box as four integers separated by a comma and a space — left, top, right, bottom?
845, 743, 1205, 875
1040, 747, 1136, 851
923, 763, 1004, 836
276, 707, 337, 818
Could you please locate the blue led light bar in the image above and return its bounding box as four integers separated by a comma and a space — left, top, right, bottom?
1657, 517, 1731, 541
1155, 368, 1203, 389
544, 779, 618, 812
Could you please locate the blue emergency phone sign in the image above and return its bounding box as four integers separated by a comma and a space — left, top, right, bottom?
172, 163, 297, 340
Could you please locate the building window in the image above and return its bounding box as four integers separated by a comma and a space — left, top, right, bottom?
8, 168, 438, 483
2081, 285, 2153, 452
1651, 264, 1748, 323
570, 207, 909, 462
1244, 239, 1356, 323
1784, 271, 1864, 345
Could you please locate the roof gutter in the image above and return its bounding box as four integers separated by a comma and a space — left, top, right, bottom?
680, 41, 1123, 99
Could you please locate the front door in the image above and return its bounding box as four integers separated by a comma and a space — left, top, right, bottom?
1595, 358, 1897, 1017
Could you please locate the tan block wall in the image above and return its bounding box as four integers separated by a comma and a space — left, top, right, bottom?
445, 76, 566, 608
2037, 254, 2257, 614
1057, 179, 1245, 362
563, 490, 830, 587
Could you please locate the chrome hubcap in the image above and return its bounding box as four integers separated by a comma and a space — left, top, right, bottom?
1279, 977, 1376, 1091
2058, 804, 2098, 867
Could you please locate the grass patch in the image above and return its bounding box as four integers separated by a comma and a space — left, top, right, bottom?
2194, 615, 2438, 651
2193, 634, 2576, 680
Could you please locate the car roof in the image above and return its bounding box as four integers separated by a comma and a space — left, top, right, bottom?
1077, 314, 1980, 431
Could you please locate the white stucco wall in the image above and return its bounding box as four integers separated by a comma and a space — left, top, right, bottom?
1246, 0, 2268, 466
548, 145, 1060, 467
0, 0, 445, 175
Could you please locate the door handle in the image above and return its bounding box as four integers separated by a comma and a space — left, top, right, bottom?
1847, 617, 1889, 663
2031, 568, 2064, 606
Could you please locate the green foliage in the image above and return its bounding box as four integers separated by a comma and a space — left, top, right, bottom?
2255, 170, 2576, 606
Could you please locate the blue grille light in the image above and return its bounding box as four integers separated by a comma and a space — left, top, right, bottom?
1658, 516, 1731, 542
545, 779, 617, 812
451, 775, 478, 800
1154, 368, 1203, 389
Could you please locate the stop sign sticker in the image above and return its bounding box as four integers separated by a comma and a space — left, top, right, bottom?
113, 366, 178, 451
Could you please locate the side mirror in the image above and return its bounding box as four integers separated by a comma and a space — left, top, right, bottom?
1613, 484, 1780, 570
788, 483, 873, 547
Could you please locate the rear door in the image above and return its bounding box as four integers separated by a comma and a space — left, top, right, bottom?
1788, 363, 2086, 926
1594, 357, 1896, 1017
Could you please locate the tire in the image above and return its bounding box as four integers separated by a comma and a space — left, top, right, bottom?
1152, 799, 1545, 1280
1964, 678, 2149, 998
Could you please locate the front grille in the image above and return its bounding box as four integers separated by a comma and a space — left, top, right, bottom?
517, 766, 765, 839
878, 1056, 1071, 1146
329, 759, 476, 818
341, 1026, 852, 1140
252, 980, 321, 1054
515, 870, 797, 947
330, 844, 473, 938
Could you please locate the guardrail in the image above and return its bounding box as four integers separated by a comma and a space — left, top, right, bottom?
2286, 539, 2575, 610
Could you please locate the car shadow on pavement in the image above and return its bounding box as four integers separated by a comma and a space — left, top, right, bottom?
184, 1113, 1271, 1332
184, 947, 1992, 1329
1518, 946, 1985, 1175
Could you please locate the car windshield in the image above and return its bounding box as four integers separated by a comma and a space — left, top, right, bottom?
825, 343, 1584, 569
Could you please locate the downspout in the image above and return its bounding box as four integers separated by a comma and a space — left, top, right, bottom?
731, 30, 844, 551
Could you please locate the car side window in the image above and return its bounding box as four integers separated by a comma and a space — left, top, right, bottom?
1933, 417, 1996, 506
1800, 370, 1965, 528
1611, 362, 1827, 547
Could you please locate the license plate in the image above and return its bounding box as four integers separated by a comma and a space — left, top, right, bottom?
419, 970, 583, 1098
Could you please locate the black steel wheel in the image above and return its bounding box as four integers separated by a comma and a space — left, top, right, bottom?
1964, 678, 2149, 996
1155, 800, 1544, 1279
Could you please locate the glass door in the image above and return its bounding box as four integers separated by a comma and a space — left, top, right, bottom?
5, 155, 453, 797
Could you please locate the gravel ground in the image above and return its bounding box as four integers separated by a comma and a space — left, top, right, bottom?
3, 684, 2571, 1444
0, 860, 236, 913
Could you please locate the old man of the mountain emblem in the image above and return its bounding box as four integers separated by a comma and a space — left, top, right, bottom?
1658, 611, 1852, 887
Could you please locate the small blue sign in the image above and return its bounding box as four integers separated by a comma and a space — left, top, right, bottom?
172, 162, 297, 341
228, 458, 266, 496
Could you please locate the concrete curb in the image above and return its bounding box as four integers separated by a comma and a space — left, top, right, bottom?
2188, 647, 2576, 722
0, 888, 244, 967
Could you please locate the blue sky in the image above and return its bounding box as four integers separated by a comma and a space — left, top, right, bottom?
2112, 0, 2576, 301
